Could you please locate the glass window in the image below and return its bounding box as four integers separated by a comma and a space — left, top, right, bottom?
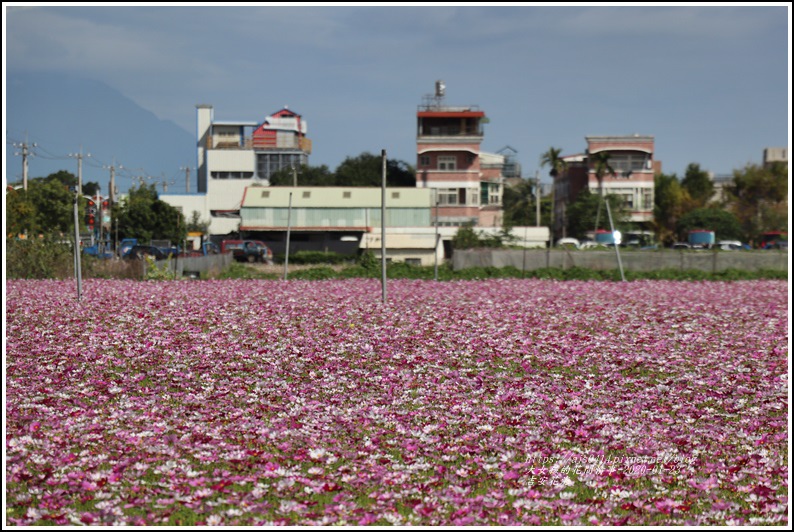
438, 156, 456, 171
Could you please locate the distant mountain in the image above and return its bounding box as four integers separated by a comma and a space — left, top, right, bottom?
5, 70, 196, 194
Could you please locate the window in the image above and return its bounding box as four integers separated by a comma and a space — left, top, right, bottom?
405, 258, 421, 266
437, 188, 458, 205
391, 191, 400, 199
261, 191, 270, 198
419, 155, 430, 167
438, 156, 456, 171
343, 191, 351, 199
302, 191, 311, 198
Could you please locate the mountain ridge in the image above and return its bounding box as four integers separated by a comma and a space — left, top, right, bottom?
6, 70, 196, 194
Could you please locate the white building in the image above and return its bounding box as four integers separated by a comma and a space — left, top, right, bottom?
162, 104, 311, 236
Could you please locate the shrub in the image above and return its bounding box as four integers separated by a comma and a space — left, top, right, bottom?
6, 237, 75, 279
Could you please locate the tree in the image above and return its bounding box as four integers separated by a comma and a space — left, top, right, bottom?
676, 208, 744, 242
186, 210, 210, 234
729, 162, 788, 243
680, 163, 714, 209
5, 187, 37, 236
564, 189, 629, 240
539, 147, 568, 178
502, 179, 552, 227
653, 172, 691, 246
335, 152, 416, 187
268, 164, 335, 186
590, 151, 615, 197
115, 184, 185, 244
25, 179, 75, 235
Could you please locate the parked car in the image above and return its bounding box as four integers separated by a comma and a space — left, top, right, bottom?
671, 242, 691, 250
221, 239, 274, 264
716, 240, 747, 251
125, 245, 168, 261
556, 237, 580, 249
579, 240, 607, 250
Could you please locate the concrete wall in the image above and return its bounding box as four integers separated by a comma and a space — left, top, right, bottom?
452, 249, 790, 273
152, 253, 233, 278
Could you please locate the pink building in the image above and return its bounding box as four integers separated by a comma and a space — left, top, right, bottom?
415, 82, 504, 227
553, 135, 661, 238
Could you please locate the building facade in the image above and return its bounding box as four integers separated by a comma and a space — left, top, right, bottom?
553, 135, 660, 238
415, 82, 504, 228
163, 104, 312, 236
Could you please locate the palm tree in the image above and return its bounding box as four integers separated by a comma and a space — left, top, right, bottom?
591, 151, 616, 197
540, 147, 568, 240
540, 147, 568, 178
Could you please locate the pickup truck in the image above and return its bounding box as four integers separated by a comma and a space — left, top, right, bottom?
221, 239, 274, 264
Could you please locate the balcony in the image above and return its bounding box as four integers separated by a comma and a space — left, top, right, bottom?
208, 135, 312, 154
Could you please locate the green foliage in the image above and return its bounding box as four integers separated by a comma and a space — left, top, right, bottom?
681, 163, 715, 208
143, 256, 178, 281
502, 179, 552, 227
267, 153, 416, 187
5, 237, 75, 279
653, 172, 691, 246
540, 147, 568, 178
451, 224, 507, 249
358, 250, 379, 271
335, 152, 416, 187
676, 207, 744, 241
5, 187, 37, 236
565, 190, 629, 240
24, 179, 75, 234
288, 250, 352, 265
115, 184, 186, 244
269, 164, 336, 186
729, 162, 788, 243
186, 210, 210, 234
591, 152, 616, 195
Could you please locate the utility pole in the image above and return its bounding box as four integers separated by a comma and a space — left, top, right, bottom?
434, 195, 440, 282
180, 166, 191, 193
72, 186, 83, 302
283, 192, 293, 280
381, 149, 387, 304
104, 161, 121, 204
12, 137, 36, 191
68, 148, 90, 194
535, 170, 541, 227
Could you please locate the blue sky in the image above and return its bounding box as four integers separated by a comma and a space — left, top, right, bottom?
4, 3, 791, 190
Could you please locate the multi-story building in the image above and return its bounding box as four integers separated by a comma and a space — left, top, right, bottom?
763, 147, 788, 169
415, 81, 504, 228
552, 135, 660, 238
162, 104, 311, 236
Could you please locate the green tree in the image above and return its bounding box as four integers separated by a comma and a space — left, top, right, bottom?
186, 210, 210, 234
5, 187, 37, 236
335, 152, 416, 187
43, 170, 77, 189
451, 223, 505, 249
729, 162, 788, 243
540, 147, 568, 178
565, 189, 629, 240
115, 184, 186, 244
502, 179, 552, 227
680, 163, 714, 209
590, 151, 615, 197
653, 172, 691, 246
25, 179, 75, 235
676, 207, 744, 242
268, 164, 335, 186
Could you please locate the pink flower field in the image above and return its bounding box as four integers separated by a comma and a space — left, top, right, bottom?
5, 279, 789, 526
